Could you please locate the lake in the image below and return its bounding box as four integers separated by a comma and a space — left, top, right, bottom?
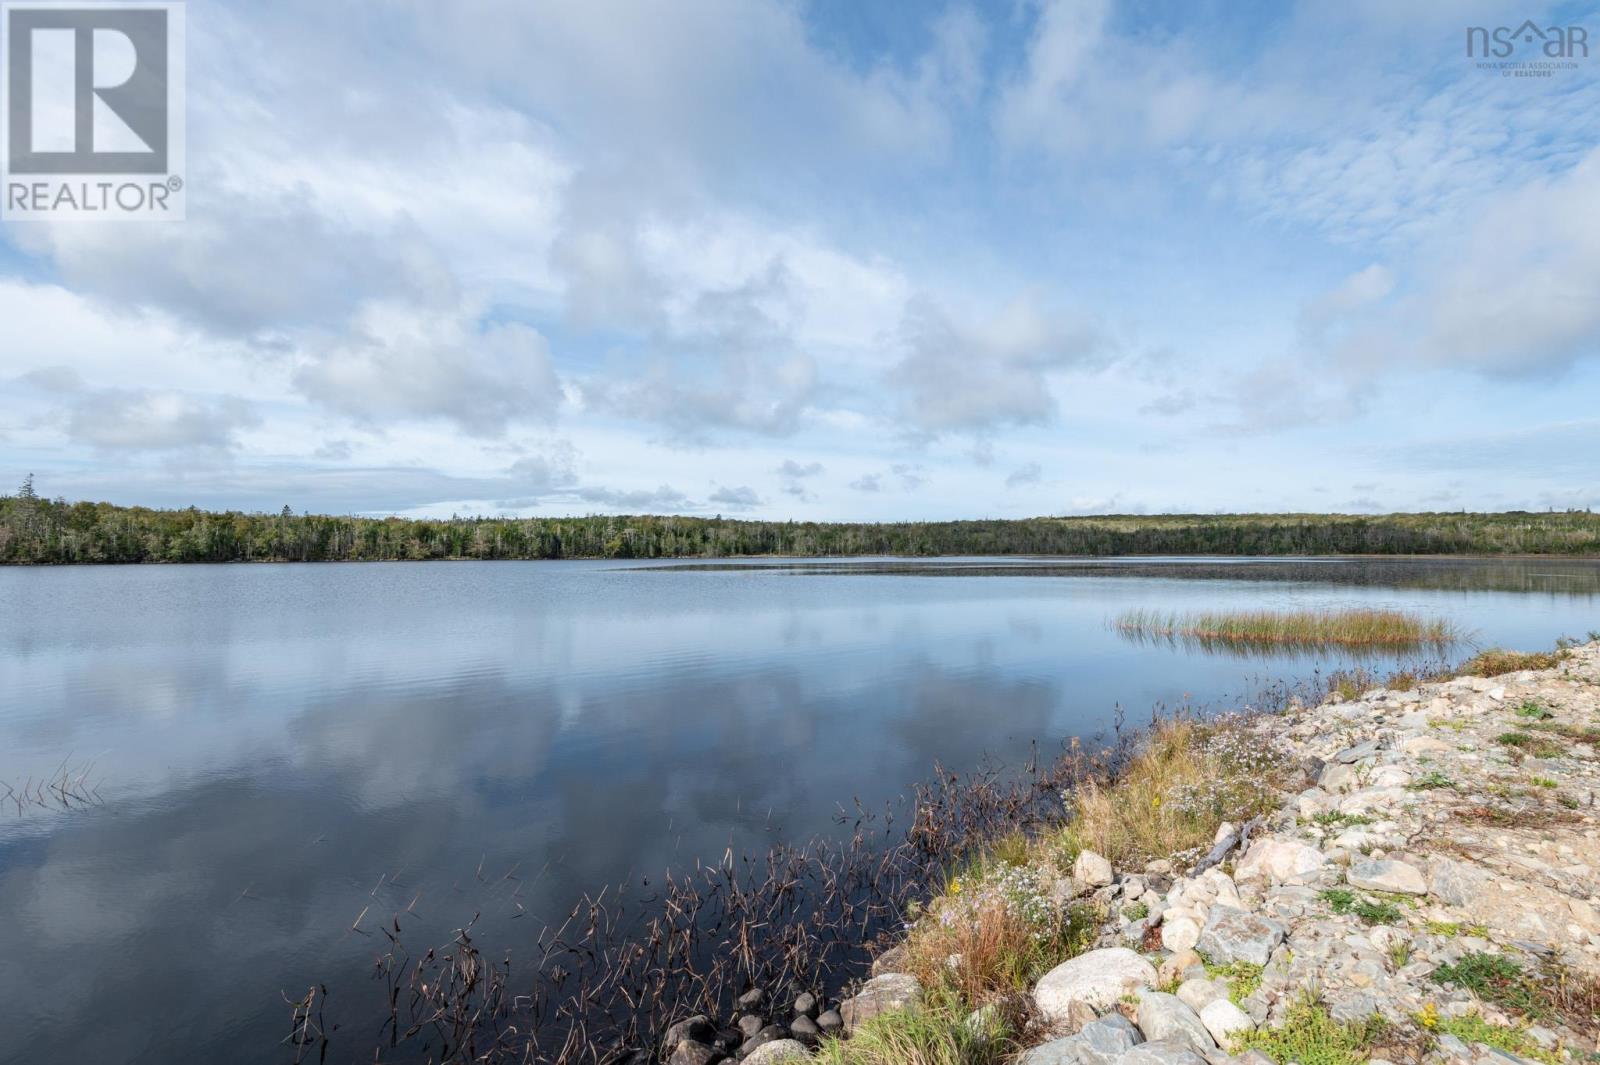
0, 557, 1596, 1063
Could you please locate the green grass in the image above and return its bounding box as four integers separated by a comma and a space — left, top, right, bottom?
1409, 770, 1456, 790
1114, 608, 1460, 650
1320, 888, 1403, 925
814, 995, 1012, 1065
1432, 953, 1540, 1015
1515, 701, 1555, 720
1496, 732, 1566, 758
1235, 995, 1388, 1065
1427, 1012, 1559, 1065
1308, 811, 1374, 827
1426, 920, 1491, 938
1122, 900, 1149, 921
1203, 959, 1264, 1004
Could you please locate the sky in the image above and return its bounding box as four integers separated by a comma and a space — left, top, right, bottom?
2, 0, 1599, 520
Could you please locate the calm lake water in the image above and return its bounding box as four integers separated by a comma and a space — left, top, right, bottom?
0, 557, 1596, 1063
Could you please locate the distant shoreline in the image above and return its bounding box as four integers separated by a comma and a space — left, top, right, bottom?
3, 497, 1598, 565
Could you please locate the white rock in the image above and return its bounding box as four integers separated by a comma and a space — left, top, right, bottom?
1176, 978, 1222, 1012
1074, 849, 1114, 887
1234, 839, 1326, 882
1347, 859, 1427, 896
1034, 947, 1157, 1021
1163, 915, 1202, 953
1199, 999, 1255, 1043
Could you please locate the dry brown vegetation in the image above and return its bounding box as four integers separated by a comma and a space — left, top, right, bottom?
1114, 608, 1460, 651
1459, 648, 1568, 676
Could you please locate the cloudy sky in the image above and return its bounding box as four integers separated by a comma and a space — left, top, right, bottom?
3, 0, 1599, 519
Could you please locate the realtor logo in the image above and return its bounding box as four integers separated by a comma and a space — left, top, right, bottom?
2, 1, 185, 220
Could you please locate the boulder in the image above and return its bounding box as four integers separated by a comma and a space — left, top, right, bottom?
1077, 1013, 1144, 1063
1033, 947, 1158, 1021
1175, 978, 1222, 1013
1347, 859, 1427, 896
664, 1016, 717, 1051
839, 973, 920, 1032
1196, 905, 1287, 966
1017, 1037, 1085, 1065
788, 1015, 820, 1045
737, 1015, 765, 1039
1074, 849, 1115, 888
667, 1041, 722, 1065
1234, 839, 1326, 883
793, 992, 818, 1018
1119, 1037, 1210, 1064
1199, 998, 1255, 1043
815, 1010, 843, 1036
1134, 990, 1216, 1053
743, 1039, 809, 1065
1162, 914, 1201, 953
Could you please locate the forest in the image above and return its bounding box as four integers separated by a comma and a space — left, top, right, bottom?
2, 481, 1597, 564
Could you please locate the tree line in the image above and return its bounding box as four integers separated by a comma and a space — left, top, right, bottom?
2, 486, 1597, 565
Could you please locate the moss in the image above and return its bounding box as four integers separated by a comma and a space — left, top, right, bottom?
1203, 959, 1264, 1004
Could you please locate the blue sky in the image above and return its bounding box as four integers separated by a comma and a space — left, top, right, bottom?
3, 0, 1599, 519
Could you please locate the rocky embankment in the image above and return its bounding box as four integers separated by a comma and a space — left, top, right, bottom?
662, 642, 1600, 1065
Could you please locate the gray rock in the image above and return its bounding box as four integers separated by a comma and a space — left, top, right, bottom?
869, 943, 909, 976
793, 992, 818, 1018
1120, 1037, 1210, 1065
743, 1025, 787, 1054
667, 1040, 722, 1065
1347, 859, 1427, 895
788, 1015, 820, 1045
815, 1010, 842, 1035
1197, 905, 1287, 967
1034, 947, 1158, 1020
1017, 1036, 1083, 1065
737, 1014, 765, 1039
1076, 1013, 1143, 1061
1334, 739, 1380, 763
1429, 856, 1491, 906
743, 1039, 808, 1065
1135, 990, 1217, 1053
737, 988, 767, 1012
665, 1015, 716, 1051
839, 973, 920, 1032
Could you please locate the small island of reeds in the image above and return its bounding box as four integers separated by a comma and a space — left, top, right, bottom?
1113, 606, 1462, 652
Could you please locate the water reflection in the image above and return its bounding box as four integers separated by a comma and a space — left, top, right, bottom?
0, 557, 1596, 1064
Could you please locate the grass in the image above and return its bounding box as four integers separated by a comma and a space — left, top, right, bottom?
1203, 959, 1264, 1004
1496, 731, 1566, 758
1418, 1009, 1559, 1065
1114, 608, 1459, 650
906, 867, 1099, 1006
1308, 811, 1374, 827
1429, 952, 1600, 1044
1408, 770, 1456, 790
1320, 888, 1403, 925
1432, 953, 1540, 1015
1059, 718, 1287, 868
1515, 700, 1555, 720
1235, 994, 1388, 1065
814, 994, 1013, 1065
1426, 919, 1491, 938
1459, 648, 1568, 676
1528, 720, 1600, 745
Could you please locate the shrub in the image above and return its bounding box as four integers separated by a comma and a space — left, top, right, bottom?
1460, 649, 1566, 677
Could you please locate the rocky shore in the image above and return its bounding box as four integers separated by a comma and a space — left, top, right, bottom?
660, 642, 1600, 1065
